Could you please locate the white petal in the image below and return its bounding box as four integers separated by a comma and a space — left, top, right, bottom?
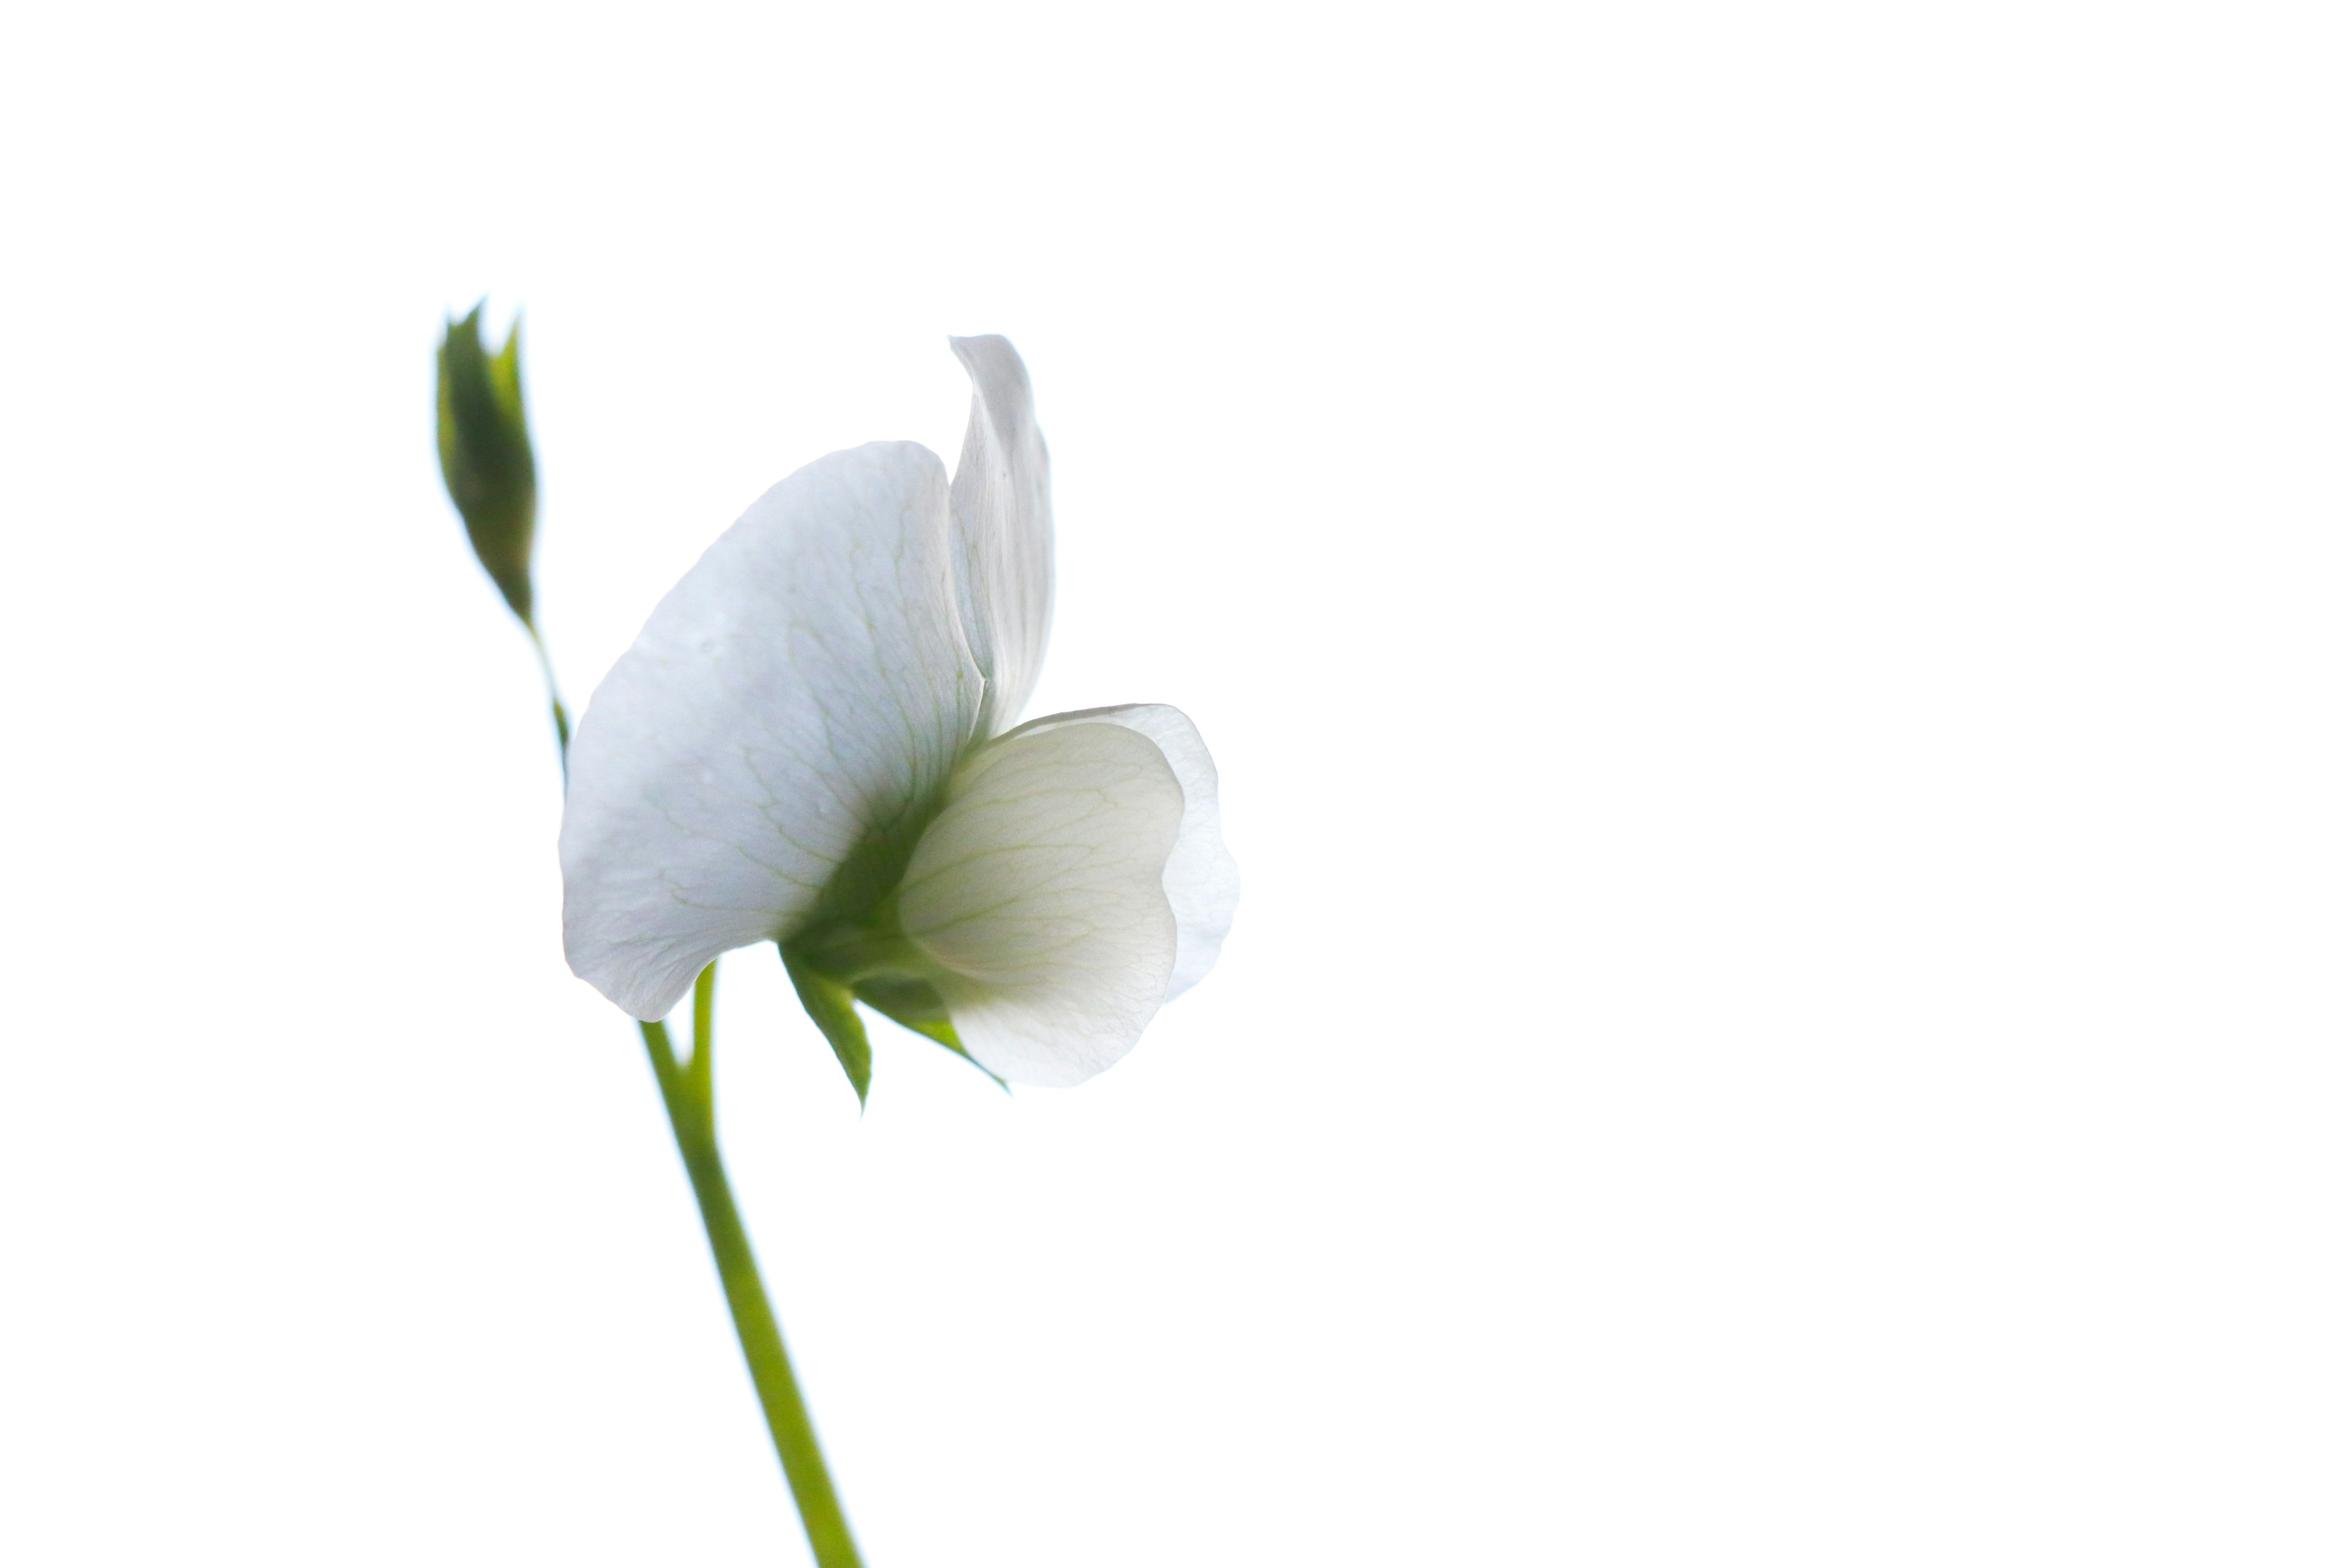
947, 335, 1053, 736
897, 720, 1184, 1087
1002, 704, 1238, 1000
560, 442, 979, 1020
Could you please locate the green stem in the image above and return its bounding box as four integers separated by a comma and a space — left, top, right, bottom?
524, 621, 572, 779
641, 966, 864, 1568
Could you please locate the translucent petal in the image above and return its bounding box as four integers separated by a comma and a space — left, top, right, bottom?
947, 335, 1054, 736
1002, 704, 1238, 1000
560, 442, 980, 1020
897, 719, 1184, 1087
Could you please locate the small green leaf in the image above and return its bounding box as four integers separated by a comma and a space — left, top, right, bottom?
784, 949, 872, 1107
435, 302, 539, 625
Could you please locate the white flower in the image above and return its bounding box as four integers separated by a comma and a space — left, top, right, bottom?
558, 337, 1237, 1091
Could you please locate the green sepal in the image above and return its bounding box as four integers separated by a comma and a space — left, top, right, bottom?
851, 975, 1006, 1089
849, 974, 957, 1049
435, 302, 539, 625
783, 949, 872, 1107
786, 914, 1007, 1092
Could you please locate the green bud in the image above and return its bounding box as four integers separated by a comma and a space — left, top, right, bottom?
435, 303, 539, 625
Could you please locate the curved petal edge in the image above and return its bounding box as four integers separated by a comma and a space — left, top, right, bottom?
897, 719, 1183, 1087
1005, 704, 1238, 1001
560, 441, 979, 1020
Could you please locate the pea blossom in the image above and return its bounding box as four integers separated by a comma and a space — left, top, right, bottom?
558, 337, 1236, 1093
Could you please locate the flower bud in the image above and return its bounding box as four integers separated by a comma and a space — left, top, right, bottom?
435, 304, 539, 625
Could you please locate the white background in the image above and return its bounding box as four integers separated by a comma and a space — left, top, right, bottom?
2, 4, 2346, 1563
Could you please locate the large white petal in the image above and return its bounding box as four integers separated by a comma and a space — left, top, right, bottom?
1001, 704, 1238, 1000
560, 442, 980, 1020
946, 334, 1053, 736
897, 719, 1183, 1087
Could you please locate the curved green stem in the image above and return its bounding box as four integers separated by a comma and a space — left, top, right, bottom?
640, 966, 864, 1568
523, 622, 572, 779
